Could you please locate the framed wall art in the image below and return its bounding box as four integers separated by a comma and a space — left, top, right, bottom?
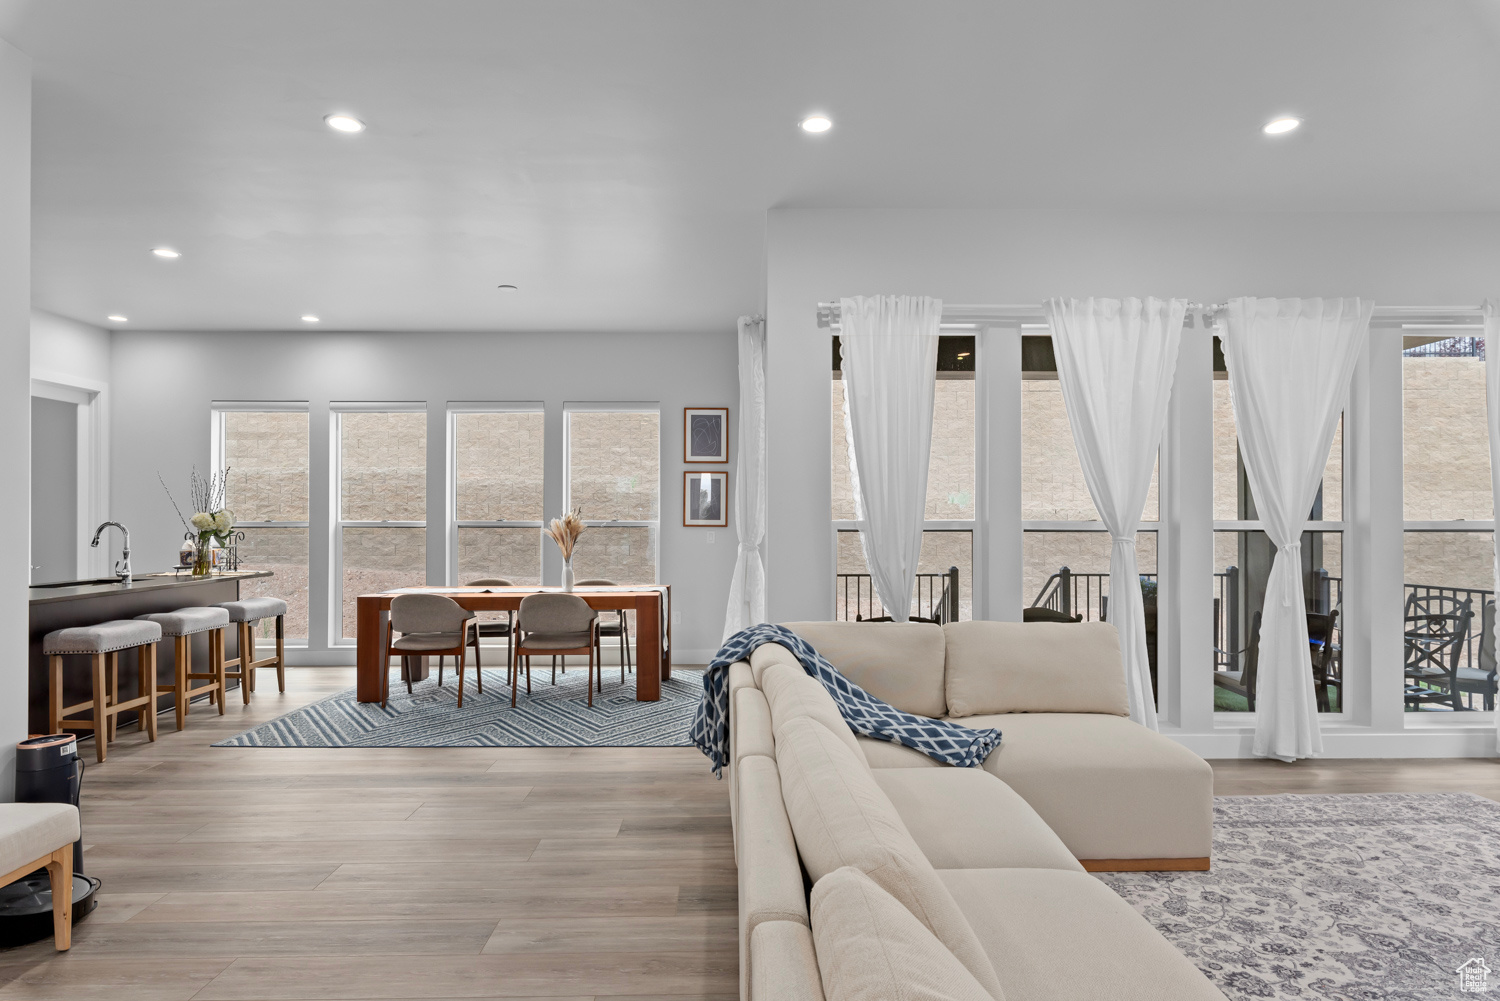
684, 407, 728, 463
684, 470, 728, 527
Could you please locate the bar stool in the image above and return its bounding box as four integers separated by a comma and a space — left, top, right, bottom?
219, 597, 288, 703
136, 607, 229, 730
43, 620, 161, 763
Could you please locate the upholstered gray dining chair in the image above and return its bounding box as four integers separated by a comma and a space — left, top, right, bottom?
512, 593, 599, 707
574, 578, 632, 683
385, 593, 480, 708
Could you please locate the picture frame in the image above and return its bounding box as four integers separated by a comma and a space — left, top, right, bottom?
684, 407, 729, 463
683, 470, 728, 527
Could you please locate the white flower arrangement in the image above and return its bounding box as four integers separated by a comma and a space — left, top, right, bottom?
161, 467, 236, 558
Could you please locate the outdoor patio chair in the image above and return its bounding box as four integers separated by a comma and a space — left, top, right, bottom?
1403, 592, 1474, 711
1456, 599, 1498, 711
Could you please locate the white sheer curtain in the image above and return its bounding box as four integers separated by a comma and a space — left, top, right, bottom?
1220, 297, 1371, 761
1485, 301, 1500, 753
839, 295, 941, 621
723, 315, 767, 641
1045, 297, 1186, 730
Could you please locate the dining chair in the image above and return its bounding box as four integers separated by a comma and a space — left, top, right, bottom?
385, 593, 480, 708
512, 594, 599, 707
574, 579, 632, 682
1307, 609, 1340, 713
451, 578, 514, 686
1457, 600, 1498, 710
1403, 592, 1473, 711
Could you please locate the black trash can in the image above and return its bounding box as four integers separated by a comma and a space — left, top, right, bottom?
0, 735, 100, 945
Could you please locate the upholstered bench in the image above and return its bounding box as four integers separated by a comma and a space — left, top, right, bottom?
44, 619, 162, 762
0, 803, 81, 950
220, 596, 288, 703
137, 606, 230, 729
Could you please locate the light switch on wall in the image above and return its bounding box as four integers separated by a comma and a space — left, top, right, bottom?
706, 531, 715, 543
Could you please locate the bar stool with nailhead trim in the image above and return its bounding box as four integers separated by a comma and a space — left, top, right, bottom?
43, 620, 161, 763
135, 607, 229, 729
219, 597, 288, 702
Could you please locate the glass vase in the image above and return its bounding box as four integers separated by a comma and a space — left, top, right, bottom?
192, 533, 214, 577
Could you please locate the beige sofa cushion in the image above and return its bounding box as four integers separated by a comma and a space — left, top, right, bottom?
0, 803, 80, 873
810, 867, 998, 1001
750, 642, 802, 686
761, 661, 865, 762
872, 768, 1083, 872
943, 621, 1129, 717
857, 735, 944, 769
774, 716, 1001, 998
738, 754, 815, 1001
751, 920, 827, 1001
940, 868, 1226, 1001
969, 713, 1213, 861
785, 621, 948, 718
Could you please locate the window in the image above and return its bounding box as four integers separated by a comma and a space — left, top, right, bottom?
335, 407, 427, 640
1402, 334, 1493, 712
213, 406, 310, 642
832, 336, 974, 621
1021, 334, 1159, 635
564, 407, 659, 585
1211, 338, 1343, 714
451, 407, 545, 585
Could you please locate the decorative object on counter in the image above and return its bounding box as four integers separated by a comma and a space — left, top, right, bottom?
683, 407, 728, 462
545, 508, 585, 592
159, 468, 235, 577
684, 470, 728, 527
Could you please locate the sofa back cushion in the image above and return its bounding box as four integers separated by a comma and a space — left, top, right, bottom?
784, 621, 947, 718
810, 867, 1000, 1001
774, 716, 1002, 998
760, 661, 866, 764
943, 621, 1129, 717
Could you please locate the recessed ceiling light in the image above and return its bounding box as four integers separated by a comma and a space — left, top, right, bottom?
325, 114, 365, 133
151, 247, 180, 258
301, 315, 320, 323
107, 315, 127, 323
1263, 116, 1301, 135
800, 115, 833, 134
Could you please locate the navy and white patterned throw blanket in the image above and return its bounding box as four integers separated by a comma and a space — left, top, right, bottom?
690, 623, 1001, 777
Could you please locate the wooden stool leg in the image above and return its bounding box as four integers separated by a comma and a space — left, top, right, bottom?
48, 655, 63, 735
45, 844, 72, 951
275, 614, 286, 692
140, 642, 158, 742
174, 636, 188, 730
106, 651, 118, 743
245, 624, 256, 693
90, 653, 107, 763
239, 622, 252, 705
214, 629, 226, 715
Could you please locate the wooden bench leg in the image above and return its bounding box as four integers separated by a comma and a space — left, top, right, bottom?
275, 614, 286, 692
106, 651, 119, 744
49, 655, 63, 735
140, 642, 158, 742
214, 629, 226, 715
90, 654, 107, 763
239, 622, 252, 705
174, 636, 188, 730
45, 844, 72, 951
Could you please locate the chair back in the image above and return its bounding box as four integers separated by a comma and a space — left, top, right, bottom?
1306, 609, 1339, 672
574, 579, 616, 587
1404, 593, 1474, 674
466, 578, 513, 586
390, 593, 469, 635
518, 593, 596, 636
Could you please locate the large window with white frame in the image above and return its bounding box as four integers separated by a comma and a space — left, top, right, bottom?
1210, 338, 1344, 715
334, 405, 427, 640
212, 404, 311, 642
1401, 333, 1494, 713
831, 336, 975, 622
1020, 334, 1158, 640
451, 405, 545, 585
564, 405, 660, 585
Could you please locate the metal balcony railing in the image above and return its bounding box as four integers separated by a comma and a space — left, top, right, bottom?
835, 567, 960, 624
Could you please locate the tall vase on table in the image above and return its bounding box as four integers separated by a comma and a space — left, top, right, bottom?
547, 509, 585, 593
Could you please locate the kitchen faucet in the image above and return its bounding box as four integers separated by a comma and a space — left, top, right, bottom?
90, 521, 132, 583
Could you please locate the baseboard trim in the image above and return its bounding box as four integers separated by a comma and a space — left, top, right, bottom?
1079, 857, 1210, 872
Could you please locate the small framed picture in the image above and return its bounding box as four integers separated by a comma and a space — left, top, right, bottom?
684, 470, 728, 527
684, 407, 728, 463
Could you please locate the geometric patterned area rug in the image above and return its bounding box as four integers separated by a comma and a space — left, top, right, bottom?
1098, 793, 1500, 1001
214, 666, 703, 748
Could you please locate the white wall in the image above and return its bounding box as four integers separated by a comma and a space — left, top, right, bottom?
31, 309, 111, 387
0, 37, 28, 798
766, 207, 1500, 758
110, 329, 739, 663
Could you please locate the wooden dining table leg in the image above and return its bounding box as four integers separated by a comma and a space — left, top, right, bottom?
356, 596, 381, 703
634, 593, 661, 702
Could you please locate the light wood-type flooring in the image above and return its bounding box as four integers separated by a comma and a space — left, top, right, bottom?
1, 666, 1498, 999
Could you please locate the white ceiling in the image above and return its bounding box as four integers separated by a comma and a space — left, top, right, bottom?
4, 0, 1498, 332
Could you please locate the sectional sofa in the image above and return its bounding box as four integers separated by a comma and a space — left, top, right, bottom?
727, 620, 1222, 1001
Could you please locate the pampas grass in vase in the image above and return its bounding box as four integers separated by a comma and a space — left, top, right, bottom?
546, 508, 585, 591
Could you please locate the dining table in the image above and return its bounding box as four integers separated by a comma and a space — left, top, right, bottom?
355, 584, 671, 702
